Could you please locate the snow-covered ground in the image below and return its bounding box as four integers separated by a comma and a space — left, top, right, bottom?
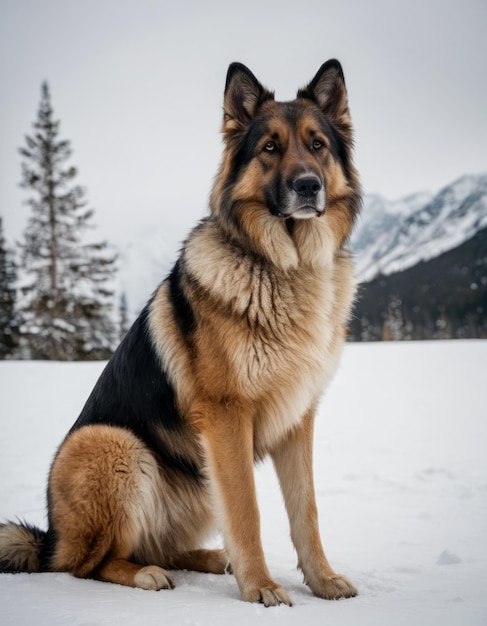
0, 341, 486, 625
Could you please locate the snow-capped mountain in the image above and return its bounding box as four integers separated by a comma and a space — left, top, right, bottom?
351, 173, 487, 283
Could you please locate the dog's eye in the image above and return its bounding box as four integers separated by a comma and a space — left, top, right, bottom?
312, 140, 323, 150
264, 141, 277, 152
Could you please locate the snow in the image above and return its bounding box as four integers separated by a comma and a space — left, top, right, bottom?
1, 340, 487, 625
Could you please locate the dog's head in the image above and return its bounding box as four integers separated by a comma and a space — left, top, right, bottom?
211, 61, 361, 267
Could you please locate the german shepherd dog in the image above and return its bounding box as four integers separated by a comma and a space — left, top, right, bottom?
0, 60, 361, 606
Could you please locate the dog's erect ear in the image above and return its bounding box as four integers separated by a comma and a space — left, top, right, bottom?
297, 59, 349, 120
223, 63, 274, 133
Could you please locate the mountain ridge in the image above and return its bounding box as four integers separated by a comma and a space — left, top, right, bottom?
351, 172, 487, 282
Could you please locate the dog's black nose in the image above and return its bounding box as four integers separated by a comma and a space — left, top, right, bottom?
292, 176, 322, 197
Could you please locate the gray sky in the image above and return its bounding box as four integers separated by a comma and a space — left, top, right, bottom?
1, 0, 486, 244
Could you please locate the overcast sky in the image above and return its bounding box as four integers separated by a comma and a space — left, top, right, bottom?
1, 0, 486, 244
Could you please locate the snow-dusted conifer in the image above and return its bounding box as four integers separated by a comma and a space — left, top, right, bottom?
18, 82, 118, 360
118, 291, 131, 341
0, 217, 20, 359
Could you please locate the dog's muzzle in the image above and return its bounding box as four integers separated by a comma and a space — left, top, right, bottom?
278, 175, 326, 219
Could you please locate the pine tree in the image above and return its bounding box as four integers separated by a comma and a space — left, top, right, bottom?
119, 291, 131, 341
0, 217, 20, 359
18, 82, 118, 360
382, 295, 411, 341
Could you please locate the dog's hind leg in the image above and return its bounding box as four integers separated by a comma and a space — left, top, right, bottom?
49, 424, 174, 590
170, 549, 230, 574
95, 559, 174, 590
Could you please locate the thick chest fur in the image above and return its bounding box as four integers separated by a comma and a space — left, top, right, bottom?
201, 267, 351, 453
150, 224, 355, 455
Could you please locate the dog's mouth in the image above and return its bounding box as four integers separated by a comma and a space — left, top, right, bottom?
277, 205, 324, 220
289, 206, 324, 219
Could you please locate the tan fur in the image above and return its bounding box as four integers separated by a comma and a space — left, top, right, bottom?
2, 62, 360, 606
171, 218, 356, 602
49, 425, 215, 586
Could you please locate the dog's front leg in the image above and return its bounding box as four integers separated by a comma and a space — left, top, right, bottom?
271, 409, 357, 599
200, 407, 292, 607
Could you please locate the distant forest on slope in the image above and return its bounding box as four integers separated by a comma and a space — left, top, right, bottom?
349, 227, 487, 341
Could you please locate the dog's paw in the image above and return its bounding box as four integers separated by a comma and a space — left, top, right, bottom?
202, 549, 232, 575
310, 574, 357, 600
134, 565, 175, 591
241, 582, 292, 607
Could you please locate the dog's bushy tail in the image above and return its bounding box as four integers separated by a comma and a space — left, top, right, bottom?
0, 521, 47, 573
